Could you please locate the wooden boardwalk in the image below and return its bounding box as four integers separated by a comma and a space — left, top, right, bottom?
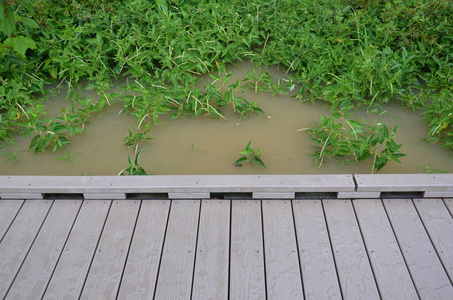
0, 197, 452, 300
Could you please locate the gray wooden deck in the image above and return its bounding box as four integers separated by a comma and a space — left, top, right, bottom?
0, 197, 452, 300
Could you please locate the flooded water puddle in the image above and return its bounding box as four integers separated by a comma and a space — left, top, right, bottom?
1, 62, 452, 175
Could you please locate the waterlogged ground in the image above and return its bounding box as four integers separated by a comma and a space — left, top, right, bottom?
1, 63, 452, 175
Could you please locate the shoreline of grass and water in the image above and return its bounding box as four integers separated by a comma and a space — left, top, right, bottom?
1, 0, 452, 174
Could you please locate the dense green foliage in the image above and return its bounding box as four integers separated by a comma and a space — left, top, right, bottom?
1, 0, 452, 172
308, 110, 406, 173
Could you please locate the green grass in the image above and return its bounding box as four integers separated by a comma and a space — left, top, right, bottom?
1, 0, 452, 172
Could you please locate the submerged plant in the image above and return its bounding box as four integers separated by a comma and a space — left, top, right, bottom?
2, 151, 18, 164
55, 151, 80, 165
234, 140, 266, 168
123, 128, 152, 153
307, 111, 406, 173
119, 150, 148, 175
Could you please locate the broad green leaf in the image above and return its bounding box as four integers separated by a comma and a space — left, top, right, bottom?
20, 17, 39, 29
252, 156, 266, 168
29, 135, 41, 150
0, 7, 15, 36
19, 0, 35, 13
3, 36, 37, 57
245, 140, 252, 151
234, 156, 248, 164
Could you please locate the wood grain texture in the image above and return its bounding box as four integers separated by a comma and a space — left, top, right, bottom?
192, 200, 230, 300
262, 200, 304, 299
80, 200, 140, 300
292, 200, 341, 299
0, 200, 52, 299
353, 199, 418, 300
230, 200, 265, 300
117, 200, 170, 300
413, 198, 453, 283
43, 200, 111, 300
384, 199, 453, 299
323, 200, 379, 300
0, 200, 23, 241
154, 200, 200, 300
5, 200, 81, 300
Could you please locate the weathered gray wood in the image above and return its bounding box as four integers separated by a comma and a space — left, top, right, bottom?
262, 200, 304, 299
444, 199, 453, 216
383, 199, 453, 299
0, 200, 23, 240
168, 192, 209, 199
253, 192, 295, 199
292, 200, 341, 299
230, 200, 265, 300
84, 193, 126, 200
154, 200, 200, 300
80, 200, 140, 300
323, 200, 379, 299
5, 200, 82, 300
0, 200, 52, 298
337, 191, 381, 199
353, 199, 418, 299
117, 200, 170, 300
0, 174, 356, 195
355, 174, 453, 192
192, 200, 230, 300
424, 191, 453, 198
43, 200, 111, 300
414, 198, 453, 281
0, 193, 43, 199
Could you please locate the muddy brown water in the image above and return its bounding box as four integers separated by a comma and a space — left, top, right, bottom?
1, 62, 452, 175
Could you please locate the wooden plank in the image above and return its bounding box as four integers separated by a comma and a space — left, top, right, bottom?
154, 200, 200, 300
0, 200, 52, 299
0, 193, 43, 199
292, 200, 341, 299
413, 198, 453, 281
5, 200, 82, 300
253, 192, 295, 199
192, 200, 230, 300
323, 200, 379, 299
0, 200, 23, 240
353, 199, 418, 299
262, 200, 303, 299
117, 200, 170, 300
424, 191, 453, 198
444, 199, 453, 215
80, 200, 140, 300
0, 174, 356, 194
384, 199, 453, 298
43, 200, 111, 300
355, 174, 453, 192
168, 192, 209, 199
230, 200, 265, 300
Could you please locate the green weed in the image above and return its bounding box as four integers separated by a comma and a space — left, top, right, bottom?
308, 110, 406, 173
119, 150, 148, 176
1, 0, 452, 174
234, 140, 266, 168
